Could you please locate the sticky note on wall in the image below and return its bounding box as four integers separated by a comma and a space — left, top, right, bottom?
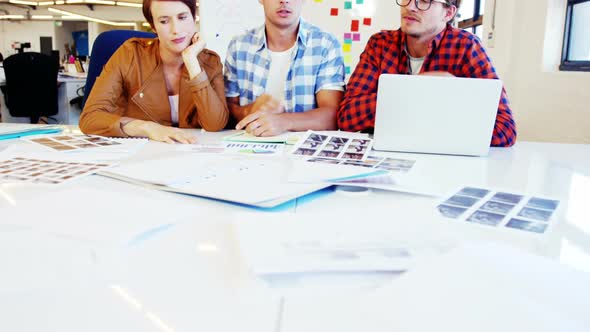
330, 8, 338, 16
344, 1, 352, 9
351, 20, 359, 32
363, 18, 372, 26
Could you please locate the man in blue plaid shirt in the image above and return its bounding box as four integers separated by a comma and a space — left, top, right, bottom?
224, 0, 345, 137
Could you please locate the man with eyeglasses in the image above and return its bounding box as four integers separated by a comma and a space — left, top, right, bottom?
337, 0, 516, 147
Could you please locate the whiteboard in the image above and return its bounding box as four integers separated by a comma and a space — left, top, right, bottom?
200, 0, 400, 79
199, 0, 265, 62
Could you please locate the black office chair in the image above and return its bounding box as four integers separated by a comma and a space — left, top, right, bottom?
2, 52, 59, 123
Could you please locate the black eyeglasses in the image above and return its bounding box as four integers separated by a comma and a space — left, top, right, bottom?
396, 0, 450, 11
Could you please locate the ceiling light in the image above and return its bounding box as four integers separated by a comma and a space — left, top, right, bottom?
0, 14, 26, 19
48, 7, 136, 26
8, 0, 38, 5
116, 1, 142, 8
85, 0, 116, 4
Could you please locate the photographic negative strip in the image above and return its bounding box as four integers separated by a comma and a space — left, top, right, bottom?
526, 197, 559, 211
329, 137, 349, 145
293, 148, 317, 156
24, 134, 122, 152
505, 218, 548, 234
309, 134, 328, 143
346, 144, 368, 154
318, 150, 340, 158
457, 187, 490, 198
517, 207, 553, 222
490, 192, 523, 205
479, 201, 515, 214
466, 210, 504, 227
301, 139, 323, 149
443, 195, 480, 208
437, 204, 468, 219
307, 158, 340, 164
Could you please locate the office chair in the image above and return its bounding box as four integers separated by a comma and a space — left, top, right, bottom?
82, 30, 156, 109
2, 52, 59, 123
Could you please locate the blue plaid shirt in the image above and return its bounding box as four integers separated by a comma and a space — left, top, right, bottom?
224, 18, 345, 113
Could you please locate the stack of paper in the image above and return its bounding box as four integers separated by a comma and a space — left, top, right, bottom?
99, 154, 329, 208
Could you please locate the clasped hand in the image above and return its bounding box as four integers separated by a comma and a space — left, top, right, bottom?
236, 94, 288, 137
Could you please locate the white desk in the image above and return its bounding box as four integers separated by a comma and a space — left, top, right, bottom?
0, 75, 85, 125
1, 125, 589, 331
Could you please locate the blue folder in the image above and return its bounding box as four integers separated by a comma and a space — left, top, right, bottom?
0, 126, 63, 141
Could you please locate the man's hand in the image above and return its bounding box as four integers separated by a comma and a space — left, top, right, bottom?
236, 94, 288, 136
242, 113, 290, 137
182, 32, 206, 79
123, 120, 197, 144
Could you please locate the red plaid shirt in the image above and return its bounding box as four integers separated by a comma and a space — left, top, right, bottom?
338, 25, 516, 147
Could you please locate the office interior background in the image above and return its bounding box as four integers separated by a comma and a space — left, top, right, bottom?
0, 0, 588, 143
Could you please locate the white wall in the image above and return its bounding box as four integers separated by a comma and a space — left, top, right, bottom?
0, 20, 54, 57
484, 0, 590, 144
53, 21, 88, 60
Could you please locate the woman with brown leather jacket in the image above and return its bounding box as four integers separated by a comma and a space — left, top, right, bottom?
80, 0, 228, 143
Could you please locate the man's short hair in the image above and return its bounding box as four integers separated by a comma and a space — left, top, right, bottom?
447, 0, 462, 8
142, 0, 197, 29
447, 0, 462, 25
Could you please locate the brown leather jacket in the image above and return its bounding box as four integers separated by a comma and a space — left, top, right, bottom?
80, 37, 229, 137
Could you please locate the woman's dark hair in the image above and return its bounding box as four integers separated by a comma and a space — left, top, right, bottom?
142, 0, 197, 28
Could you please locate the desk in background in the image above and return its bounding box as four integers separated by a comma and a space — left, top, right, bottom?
0, 74, 85, 125
0, 125, 589, 331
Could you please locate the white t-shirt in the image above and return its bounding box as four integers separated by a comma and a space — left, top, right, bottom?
265, 44, 297, 102
409, 55, 425, 75
169, 95, 179, 126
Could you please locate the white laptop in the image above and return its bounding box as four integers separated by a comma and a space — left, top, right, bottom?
373, 74, 503, 156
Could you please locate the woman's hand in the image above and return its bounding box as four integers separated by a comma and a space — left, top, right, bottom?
182, 32, 206, 79
122, 120, 197, 144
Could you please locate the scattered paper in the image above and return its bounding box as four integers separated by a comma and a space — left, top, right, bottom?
436, 186, 560, 234
0, 157, 112, 185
